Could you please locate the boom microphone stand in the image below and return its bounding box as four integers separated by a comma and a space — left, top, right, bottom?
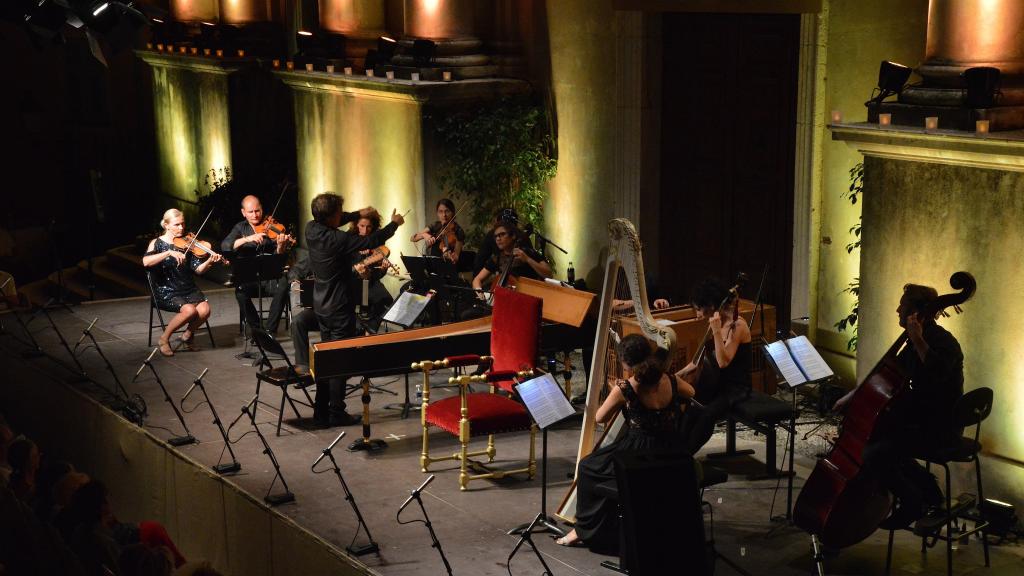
397, 475, 452, 575
42, 306, 87, 380
132, 348, 196, 446
181, 368, 241, 474
242, 403, 295, 505
311, 431, 380, 556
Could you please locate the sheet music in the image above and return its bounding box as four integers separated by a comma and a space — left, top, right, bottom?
784, 335, 834, 382
765, 340, 808, 386
517, 373, 576, 430
382, 291, 432, 328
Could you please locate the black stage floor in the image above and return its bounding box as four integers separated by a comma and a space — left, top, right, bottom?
2, 291, 1021, 575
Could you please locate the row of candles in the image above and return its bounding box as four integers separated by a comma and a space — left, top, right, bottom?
147, 42, 241, 58
830, 110, 991, 134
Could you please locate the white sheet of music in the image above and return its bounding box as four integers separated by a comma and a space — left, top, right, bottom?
517, 373, 575, 430
382, 291, 432, 327
785, 336, 834, 382
765, 340, 808, 386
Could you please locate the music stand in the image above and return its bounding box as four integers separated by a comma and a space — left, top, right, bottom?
508, 373, 574, 537
402, 255, 459, 324
231, 253, 288, 363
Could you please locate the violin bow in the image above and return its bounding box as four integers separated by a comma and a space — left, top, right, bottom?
185, 208, 216, 254
267, 181, 292, 222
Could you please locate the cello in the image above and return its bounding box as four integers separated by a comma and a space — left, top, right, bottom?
793, 271, 976, 551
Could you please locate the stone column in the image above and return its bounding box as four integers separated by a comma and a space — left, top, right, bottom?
319, 0, 388, 64
170, 0, 220, 23
919, 0, 1024, 81
398, 0, 493, 78
220, 0, 274, 24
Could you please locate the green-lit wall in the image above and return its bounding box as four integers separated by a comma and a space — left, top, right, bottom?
292, 89, 423, 261
815, 0, 928, 369
859, 156, 1024, 506
151, 65, 233, 208
543, 0, 617, 285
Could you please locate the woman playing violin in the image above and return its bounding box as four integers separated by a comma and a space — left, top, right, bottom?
471, 223, 551, 294
410, 198, 464, 264
678, 278, 752, 421
143, 209, 222, 357
349, 213, 395, 333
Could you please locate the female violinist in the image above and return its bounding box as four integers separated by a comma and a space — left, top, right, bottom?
410, 198, 465, 264
470, 222, 551, 294
143, 209, 223, 357
678, 278, 752, 421
349, 213, 395, 333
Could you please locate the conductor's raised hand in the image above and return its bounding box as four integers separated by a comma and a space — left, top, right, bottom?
391, 209, 405, 226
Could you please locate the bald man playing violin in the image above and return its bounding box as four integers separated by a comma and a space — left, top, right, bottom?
221, 195, 296, 336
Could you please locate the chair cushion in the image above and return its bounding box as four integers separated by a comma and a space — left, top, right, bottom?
258, 367, 314, 387
425, 393, 532, 437
732, 392, 797, 423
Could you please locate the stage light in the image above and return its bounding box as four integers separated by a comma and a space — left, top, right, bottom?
377, 35, 397, 62
865, 60, 912, 106
965, 66, 1000, 109
412, 38, 436, 67
92, 2, 109, 17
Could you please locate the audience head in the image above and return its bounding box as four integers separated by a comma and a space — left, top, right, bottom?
53, 470, 91, 509
119, 544, 173, 576
616, 333, 663, 389
311, 193, 343, 226
67, 479, 111, 527
8, 437, 40, 481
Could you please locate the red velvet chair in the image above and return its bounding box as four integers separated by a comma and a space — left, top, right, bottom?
411, 287, 540, 490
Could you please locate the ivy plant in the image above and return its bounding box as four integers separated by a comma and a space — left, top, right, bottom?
834, 162, 863, 351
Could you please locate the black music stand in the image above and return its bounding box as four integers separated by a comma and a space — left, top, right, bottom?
402, 255, 459, 324
508, 373, 573, 538
231, 253, 288, 363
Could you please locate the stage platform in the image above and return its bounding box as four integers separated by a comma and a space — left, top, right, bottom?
2, 291, 1020, 575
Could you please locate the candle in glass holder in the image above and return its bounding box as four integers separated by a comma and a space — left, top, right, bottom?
167, 44, 174, 53
179, 46, 187, 54
203, 48, 211, 56
976, 120, 991, 134
366, 69, 375, 77
878, 113, 891, 126
831, 110, 842, 124
326, 64, 335, 73
190, 47, 198, 55
272, 59, 280, 69
411, 72, 420, 82
216, 49, 224, 58
146, 42, 153, 50
156, 43, 164, 51
237, 49, 246, 58
286, 61, 294, 70
925, 116, 938, 130
442, 70, 452, 82
386, 70, 395, 80
344, 66, 353, 75
305, 63, 314, 72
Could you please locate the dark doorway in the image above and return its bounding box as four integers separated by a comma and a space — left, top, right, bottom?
658, 12, 799, 328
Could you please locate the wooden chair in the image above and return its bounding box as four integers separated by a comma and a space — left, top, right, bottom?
146, 271, 215, 349
412, 287, 540, 490
250, 327, 315, 436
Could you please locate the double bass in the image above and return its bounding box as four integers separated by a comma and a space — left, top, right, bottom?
793, 271, 976, 550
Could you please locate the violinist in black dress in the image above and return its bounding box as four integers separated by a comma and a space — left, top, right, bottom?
555, 333, 697, 550
143, 209, 223, 357
410, 198, 465, 264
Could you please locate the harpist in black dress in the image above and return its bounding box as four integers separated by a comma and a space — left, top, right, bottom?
556, 333, 701, 551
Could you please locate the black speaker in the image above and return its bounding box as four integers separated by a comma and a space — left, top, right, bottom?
613, 450, 710, 576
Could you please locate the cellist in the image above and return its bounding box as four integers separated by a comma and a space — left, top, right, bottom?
832, 283, 963, 529
470, 222, 551, 293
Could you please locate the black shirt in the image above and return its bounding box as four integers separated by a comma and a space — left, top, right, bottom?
305, 217, 398, 320
473, 230, 535, 274
898, 322, 964, 444
221, 220, 280, 255
483, 245, 547, 282
426, 221, 466, 259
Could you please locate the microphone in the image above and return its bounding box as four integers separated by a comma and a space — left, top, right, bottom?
73, 318, 99, 353
132, 348, 158, 382
398, 474, 435, 514
182, 367, 209, 403
311, 431, 346, 469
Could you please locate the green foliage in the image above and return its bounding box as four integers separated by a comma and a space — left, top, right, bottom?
194, 167, 241, 240
433, 98, 557, 246
834, 162, 864, 351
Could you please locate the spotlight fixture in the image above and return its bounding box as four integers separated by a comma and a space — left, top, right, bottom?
24, 0, 69, 41
965, 66, 1000, 109
377, 35, 397, 62
412, 38, 436, 67
865, 60, 912, 106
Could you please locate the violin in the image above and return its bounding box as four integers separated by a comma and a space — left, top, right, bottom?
354, 245, 397, 279
431, 205, 464, 262
251, 215, 288, 240
793, 271, 976, 549
171, 233, 229, 265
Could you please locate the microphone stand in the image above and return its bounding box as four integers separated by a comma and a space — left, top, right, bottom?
397, 475, 452, 575
242, 403, 295, 505
132, 348, 196, 447
506, 513, 554, 576
39, 305, 87, 380
182, 368, 241, 474
76, 317, 133, 403
311, 432, 380, 556
530, 230, 567, 255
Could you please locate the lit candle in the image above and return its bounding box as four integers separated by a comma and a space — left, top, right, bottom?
442, 70, 452, 82
203, 48, 211, 56
146, 42, 153, 50
216, 49, 224, 58
156, 43, 164, 51
976, 120, 990, 134
925, 116, 938, 130
386, 70, 395, 80
344, 66, 353, 75
411, 72, 420, 82
272, 59, 280, 69
305, 63, 314, 72
237, 49, 245, 58
878, 113, 891, 126
326, 64, 335, 73
366, 69, 375, 77
190, 47, 198, 55
286, 61, 294, 70
167, 44, 174, 53
831, 110, 842, 124
179, 46, 187, 54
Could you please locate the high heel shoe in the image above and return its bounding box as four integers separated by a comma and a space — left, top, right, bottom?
158, 338, 174, 357
180, 329, 197, 351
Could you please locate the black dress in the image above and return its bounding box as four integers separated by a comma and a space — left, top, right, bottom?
696, 340, 752, 421
146, 238, 207, 312
574, 377, 690, 552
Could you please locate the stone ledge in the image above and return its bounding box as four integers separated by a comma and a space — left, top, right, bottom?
136, 50, 254, 75
273, 70, 530, 104
831, 122, 1024, 172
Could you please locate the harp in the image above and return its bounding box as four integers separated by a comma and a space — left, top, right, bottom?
556, 218, 676, 522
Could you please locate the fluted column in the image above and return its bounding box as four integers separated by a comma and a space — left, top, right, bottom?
170, 0, 220, 23
920, 0, 1024, 81
219, 0, 274, 24
319, 0, 387, 62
